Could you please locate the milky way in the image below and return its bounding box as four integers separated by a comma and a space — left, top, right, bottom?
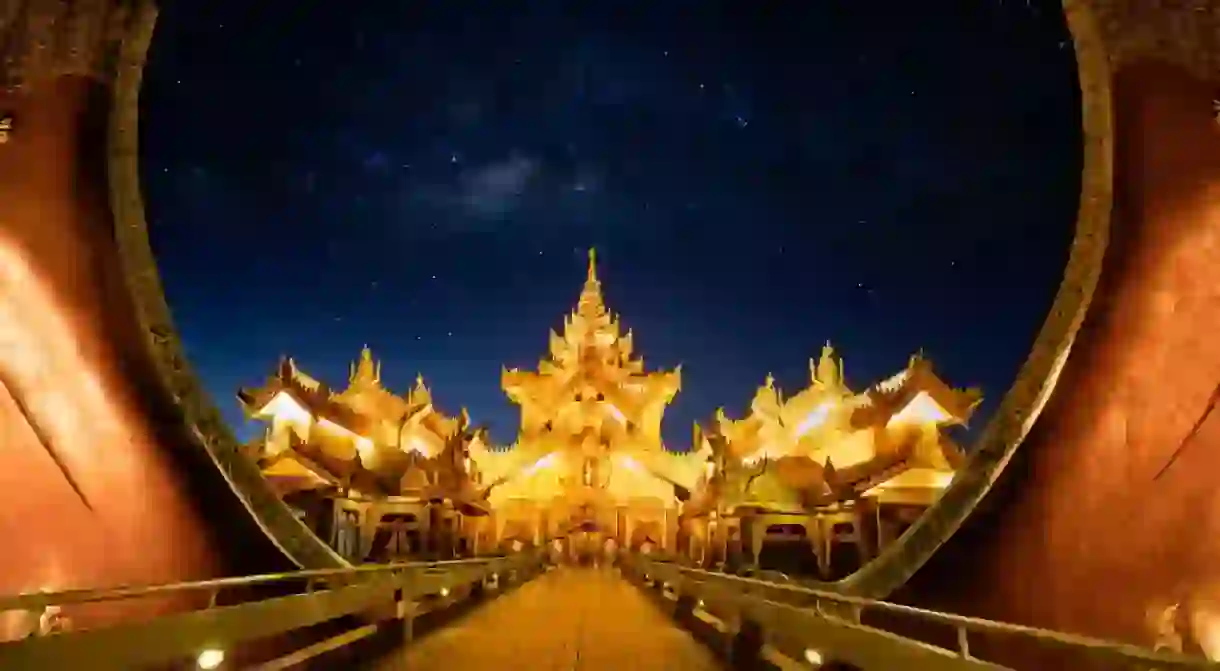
142, 0, 1080, 446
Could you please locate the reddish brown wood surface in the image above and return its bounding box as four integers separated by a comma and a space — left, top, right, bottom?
0, 79, 288, 640
895, 62, 1220, 666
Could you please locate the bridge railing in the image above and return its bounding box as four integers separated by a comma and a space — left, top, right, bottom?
621, 554, 1220, 671
0, 552, 547, 670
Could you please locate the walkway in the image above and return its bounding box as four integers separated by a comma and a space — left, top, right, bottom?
371, 567, 724, 670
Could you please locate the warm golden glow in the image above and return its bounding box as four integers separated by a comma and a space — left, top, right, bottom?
407, 436, 430, 456
196, 648, 225, 670
0, 236, 161, 593
256, 391, 310, 424
605, 402, 626, 423
792, 402, 832, 438
523, 452, 557, 476
887, 391, 951, 426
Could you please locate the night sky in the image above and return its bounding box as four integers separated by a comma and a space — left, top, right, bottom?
142, 1, 1081, 448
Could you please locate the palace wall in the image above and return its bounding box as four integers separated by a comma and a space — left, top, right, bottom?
0, 75, 293, 639
894, 61, 1220, 665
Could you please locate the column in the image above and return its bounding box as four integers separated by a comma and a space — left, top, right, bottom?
359, 504, 380, 562
854, 503, 874, 563
664, 507, 679, 554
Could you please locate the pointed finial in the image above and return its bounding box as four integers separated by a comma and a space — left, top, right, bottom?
415, 373, 426, 388
587, 248, 598, 284
764, 373, 775, 389
352, 345, 378, 384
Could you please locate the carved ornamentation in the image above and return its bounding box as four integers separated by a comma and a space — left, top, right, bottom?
0, 0, 140, 92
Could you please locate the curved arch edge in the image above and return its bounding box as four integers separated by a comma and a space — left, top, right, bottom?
840, 0, 1115, 598
107, 0, 347, 570
103, 0, 1116, 586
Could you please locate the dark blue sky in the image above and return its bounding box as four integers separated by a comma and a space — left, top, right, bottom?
142, 0, 1080, 447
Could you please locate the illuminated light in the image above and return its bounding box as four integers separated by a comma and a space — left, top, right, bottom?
887, 391, 951, 426
697, 599, 705, 609
255, 391, 310, 425
875, 370, 909, 394
408, 437, 430, 455
511, 540, 524, 552
703, 459, 715, 480
605, 402, 626, 423
793, 402, 833, 438
0, 234, 153, 510
196, 648, 225, 670
803, 648, 824, 666
1188, 601, 1220, 661
620, 455, 641, 471
523, 452, 557, 475
439, 587, 450, 597
354, 436, 375, 462
316, 418, 376, 461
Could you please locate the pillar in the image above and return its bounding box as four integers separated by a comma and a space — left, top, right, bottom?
665, 507, 679, 553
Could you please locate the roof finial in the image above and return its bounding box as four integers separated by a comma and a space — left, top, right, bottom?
352, 345, 378, 384
576, 247, 605, 317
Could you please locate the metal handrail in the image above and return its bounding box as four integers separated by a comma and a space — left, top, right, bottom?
0, 553, 548, 670
629, 555, 1220, 669
0, 557, 498, 612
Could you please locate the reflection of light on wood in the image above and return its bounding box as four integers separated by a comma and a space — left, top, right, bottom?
0, 236, 137, 592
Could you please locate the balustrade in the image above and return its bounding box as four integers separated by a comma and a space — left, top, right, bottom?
619, 553, 1220, 671
0, 552, 546, 670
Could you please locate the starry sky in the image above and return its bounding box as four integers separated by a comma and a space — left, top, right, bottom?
141, 0, 1081, 448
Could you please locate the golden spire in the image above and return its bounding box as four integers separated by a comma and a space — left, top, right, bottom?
577, 248, 605, 317
350, 345, 379, 385
409, 374, 432, 406
570, 248, 610, 326
814, 341, 841, 389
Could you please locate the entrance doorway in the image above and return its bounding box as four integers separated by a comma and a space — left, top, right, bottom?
557, 520, 607, 566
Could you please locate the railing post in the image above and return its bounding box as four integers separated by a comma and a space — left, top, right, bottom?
729, 617, 765, 670
956, 625, 971, 659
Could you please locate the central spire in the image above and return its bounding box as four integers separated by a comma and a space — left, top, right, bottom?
577, 248, 605, 317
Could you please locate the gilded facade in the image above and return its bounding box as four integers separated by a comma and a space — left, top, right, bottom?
681, 344, 982, 578
240, 251, 982, 574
